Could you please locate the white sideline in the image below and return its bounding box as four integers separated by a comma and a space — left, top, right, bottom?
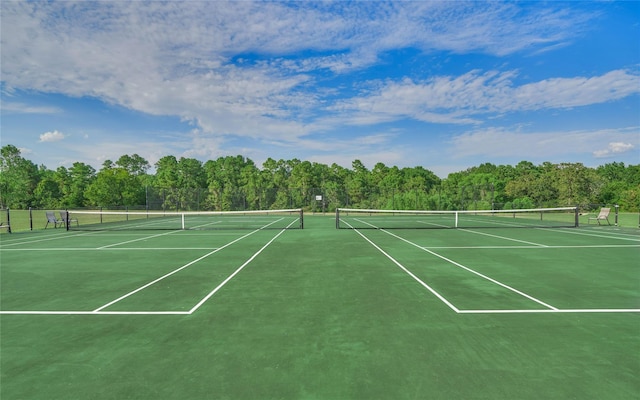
0, 218, 297, 316
353, 218, 558, 311
92, 218, 286, 312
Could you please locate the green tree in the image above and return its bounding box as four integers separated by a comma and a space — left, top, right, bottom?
260, 158, 292, 209
0, 145, 40, 208
289, 159, 314, 208
32, 168, 63, 209
85, 165, 145, 207
347, 160, 370, 207
116, 154, 150, 176
58, 162, 96, 208
552, 163, 602, 206
204, 155, 255, 210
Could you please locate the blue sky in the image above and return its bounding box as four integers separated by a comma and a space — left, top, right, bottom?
1, 1, 638, 177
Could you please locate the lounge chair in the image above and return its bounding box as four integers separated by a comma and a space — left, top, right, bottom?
45, 211, 64, 228
59, 211, 79, 227
588, 208, 611, 225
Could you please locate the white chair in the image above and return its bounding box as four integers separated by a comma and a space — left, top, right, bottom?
588, 208, 611, 225
45, 211, 64, 228
59, 211, 79, 227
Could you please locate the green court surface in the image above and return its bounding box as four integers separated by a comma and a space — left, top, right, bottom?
1, 215, 639, 399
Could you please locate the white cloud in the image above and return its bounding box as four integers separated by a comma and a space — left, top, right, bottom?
0, 1, 599, 141
593, 142, 636, 158
1, 102, 62, 114
18, 147, 33, 156
335, 69, 640, 125
3, 0, 635, 177
39, 130, 66, 142
450, 126, 640, 160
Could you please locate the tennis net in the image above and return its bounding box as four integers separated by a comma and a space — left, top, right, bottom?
336, 207, 579, 229
66, 209, 304, 231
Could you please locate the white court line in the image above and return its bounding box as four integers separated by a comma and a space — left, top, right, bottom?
541, 228, 640, 242
0, 230, 102, 247
92, 218, 286, 312
353, 218, 558, 311
0, 247, 219, 251
188, 218, 299, 313
423, 244, 640, 250
0, 310, 190, 315
98, 229, 182, 249
4, 307, 636, 316
348, 222, 638, 314
345, 220, 460, 313
0, 217, 298, 316
458, 308, 640, 314
458, 229, 548, 247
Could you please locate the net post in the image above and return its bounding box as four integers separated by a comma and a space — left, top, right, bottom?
300, 208, 304, 229
455, 211, 459, 228
181, 213, 185, 230
574, 206, 579, 227
336, 208, 340, 229
614, 204, 619, 226
6, 208, 11, 233
65, 209, 70, 231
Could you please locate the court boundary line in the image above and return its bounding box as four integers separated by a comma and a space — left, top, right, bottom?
458, 308, 640, 314
344, 220, 460, 313
93, 218, 286, 312
3, 307, 638, 316
187, 218, 298, 313
2, 216, 637, 316
0, 218, 297, 316
0, 247, 221, 251
350, 219, 640, 315
354, 218, 559, 311
3, 243, 638, 252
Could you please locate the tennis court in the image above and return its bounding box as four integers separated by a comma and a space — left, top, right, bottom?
1, 210, 639, 399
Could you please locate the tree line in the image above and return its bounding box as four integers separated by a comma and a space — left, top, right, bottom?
1, 144, 638, 212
